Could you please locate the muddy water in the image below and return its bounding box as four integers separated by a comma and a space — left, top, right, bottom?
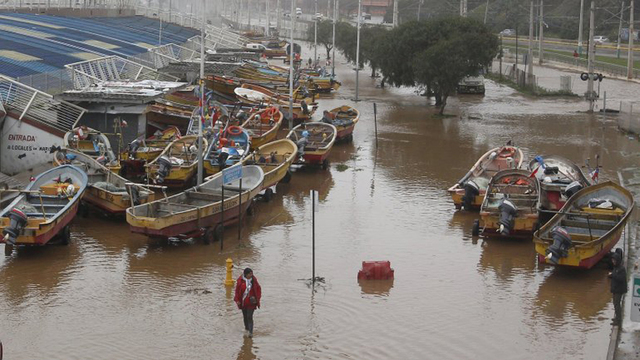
2, 48, 640, 360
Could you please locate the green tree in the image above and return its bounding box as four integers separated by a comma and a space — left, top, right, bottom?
306, 20, 336, 60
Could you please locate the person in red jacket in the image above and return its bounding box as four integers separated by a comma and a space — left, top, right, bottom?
234, 268, 262, 337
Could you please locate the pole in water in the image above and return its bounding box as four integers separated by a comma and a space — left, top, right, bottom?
354, 0, 361, 101
373, 102, 378, 148
220, 184, 225, 251
312, 190, 316, 283
289, 0, 296, 129
238, 178, 243, 240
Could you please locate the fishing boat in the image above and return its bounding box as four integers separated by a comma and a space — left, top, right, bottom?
63, 126, 120, 173
234, 84, 317, 121
127, 165, 264, 243
528, 155, 592, 225
533, 181, 634, 269
474, 169, 540, 237
120, 126, 182, 179
448, 145, 524, 211
53, 149, 155, 215
242, 139, 297, 201
242, 106, 283, 149
146, 135, 207, 188
287, 122, 337, 170
203, 126, 251, 176
327, 105, 359, 142
0, 165, 87, 252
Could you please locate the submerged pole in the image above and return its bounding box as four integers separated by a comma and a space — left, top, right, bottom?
289, 0, 296, 128
332, 0, 337, 77
355, 0, 361, 101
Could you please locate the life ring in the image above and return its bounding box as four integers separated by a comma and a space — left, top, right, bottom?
228, 126, 242, 136
499, 147, 516, 158
580, 72, 589, 81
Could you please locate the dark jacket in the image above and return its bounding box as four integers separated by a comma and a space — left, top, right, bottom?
234, 275, 262, 310
611, 253, 628, 294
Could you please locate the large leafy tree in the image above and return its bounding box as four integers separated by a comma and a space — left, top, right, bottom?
306, 20, 337, 60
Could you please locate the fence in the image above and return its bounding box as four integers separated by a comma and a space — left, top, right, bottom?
0, 0, 137, 11
0, 74, 85, 133
619, 102, 640, 134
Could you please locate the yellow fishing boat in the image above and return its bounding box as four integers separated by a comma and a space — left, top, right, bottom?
120, 126, 182, 179
242, 106, 283, 149
234, 84, 317, 121
287, 122, 337, 170
127, 165, 264, 243
0, 165, 87, 254
146, 135, 207, 188
53, 149, 155, 215
474, 169, 540, 238
448, 145, 524, 211
63, 126, 121, 173
533, 181, 634, 269
242, 139, 297, 201
327, 105, 359, 142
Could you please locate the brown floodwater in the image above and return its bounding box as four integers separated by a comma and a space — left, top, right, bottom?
1, 45, 640, 360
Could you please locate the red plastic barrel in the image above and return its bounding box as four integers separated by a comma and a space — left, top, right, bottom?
358, 261, 394, 280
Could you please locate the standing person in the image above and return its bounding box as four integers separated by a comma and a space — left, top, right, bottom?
610, 251, 628, 326
234, 268, 262, 337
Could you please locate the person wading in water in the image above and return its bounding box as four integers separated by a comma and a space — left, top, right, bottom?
234, 268, 262, 337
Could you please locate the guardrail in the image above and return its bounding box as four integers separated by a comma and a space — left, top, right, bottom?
0, 74, 85, 133
65, 55, 180, 89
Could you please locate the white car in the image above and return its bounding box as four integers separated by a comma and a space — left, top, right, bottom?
315, 13, 323, 20
296, 7, 302, 16
594, 35, 609, 45
500, 29, 516, 36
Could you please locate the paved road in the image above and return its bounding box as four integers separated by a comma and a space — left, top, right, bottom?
503, 37, 640, 61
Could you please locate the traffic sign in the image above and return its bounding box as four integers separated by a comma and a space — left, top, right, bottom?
631, 274, 640, 322
222, 165, 243, 184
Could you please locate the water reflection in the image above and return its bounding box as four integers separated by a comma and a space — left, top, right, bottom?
534, 268, 611, 323
236, 337, 257, 360
477, 238, 537, 283
358, 279, 394, 296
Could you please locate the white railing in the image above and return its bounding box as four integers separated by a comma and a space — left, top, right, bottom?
0, 74, 85, 133
148, 43, 197, 69
65, 55, 179, 89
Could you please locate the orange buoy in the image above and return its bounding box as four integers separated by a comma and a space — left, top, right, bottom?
357, 261, 394, 280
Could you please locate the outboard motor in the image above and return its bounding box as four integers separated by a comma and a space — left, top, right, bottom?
3, 209, 28, 245
545, 226, 572, 264
155, 156, 172, 183
130, 186, 141, 206
217, 151, 230, 171
563, 181, 583, 199
498, 199, 518, 235
462, 180, 480, 211
301, 101, 310, 115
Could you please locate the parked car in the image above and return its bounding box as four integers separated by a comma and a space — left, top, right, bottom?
500, 29, 516, 36
296, 7, 303, 16
457, 76, 486, 95
594, 35, 609, 45
363, 12, 372, 20
245, 43, 267, 51
315, 13, 323, 20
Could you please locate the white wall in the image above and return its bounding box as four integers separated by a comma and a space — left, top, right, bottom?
1, 115, 63, 175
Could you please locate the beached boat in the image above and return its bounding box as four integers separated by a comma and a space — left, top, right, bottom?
242, 139, 297, 201
203, 126, 251, 176
327, 105, 359, 142
448, 145, 524, 211
0, 165, 87, 252
242, 106, 283, 149
287, 122, 337, 170
63, 126, 120, 173
474, 169, 540, 237
146, 135, 207, 188
234, 84, 317, 121
120, 126, 182, 179
53, 149, 155, 215
127, 165, 264, 243
533, 181, 634, 269
528, 155, 592, 224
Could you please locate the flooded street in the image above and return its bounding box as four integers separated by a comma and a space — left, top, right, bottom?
2, 47, 640, 359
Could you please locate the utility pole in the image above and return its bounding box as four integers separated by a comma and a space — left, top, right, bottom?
289, 0, 295, 128
578, 0, 585, 56
198, 0, 205, 186
460, 0, 467, 17
538, 0, 544, 64
628, 0, 635, 79
484, 0, 490, 24
277, 0, 281, 33
332, 0, 337, 76
418, 0, 423, 21
248, 0, 251, 28
355, 0, 361, 101
314, 0, 318, 65
617, 1, 625, 58
266, 0, 270, 36
528, 1, 534, 77
393, 0, 398, 27
587, 0, 596, 112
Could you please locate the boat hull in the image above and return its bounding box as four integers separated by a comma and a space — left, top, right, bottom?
448, 187, 485, 210
0, 202, 79, 245
535, 226, 622, 269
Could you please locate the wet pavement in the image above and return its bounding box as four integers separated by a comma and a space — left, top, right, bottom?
1, 43, 640, 359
